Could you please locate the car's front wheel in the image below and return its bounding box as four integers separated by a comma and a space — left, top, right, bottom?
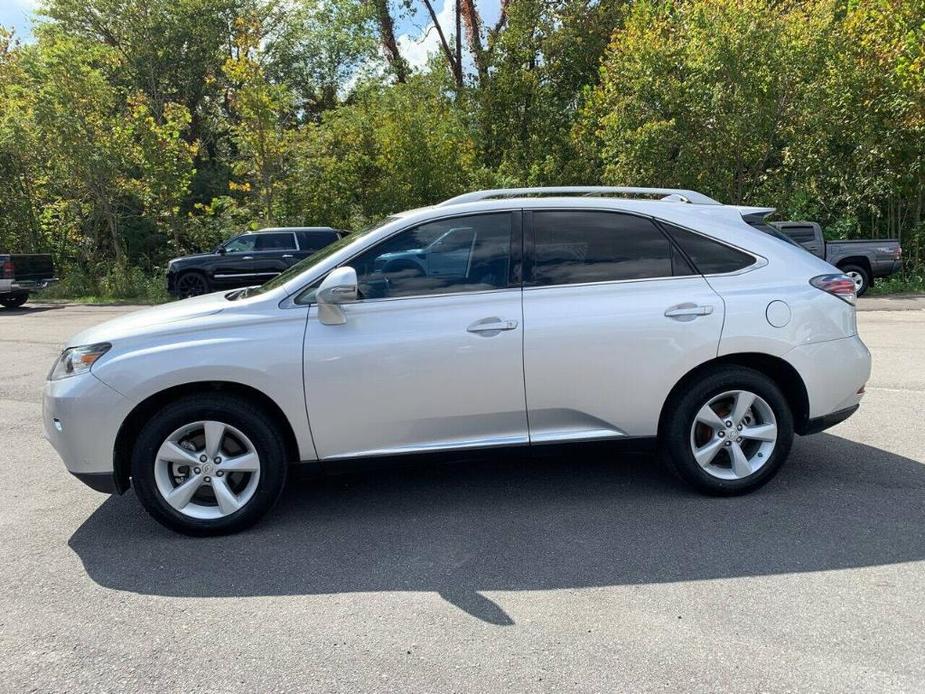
131, 394, 288, 535
660, 366, 794, 495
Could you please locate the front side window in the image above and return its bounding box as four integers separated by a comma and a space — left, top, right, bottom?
255, 233, 296, 251
531, 210, 676, 286
348, 213, 513, 300
223, 235, 257, 253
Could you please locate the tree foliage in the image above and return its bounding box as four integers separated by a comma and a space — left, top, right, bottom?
0, 0, 923, 296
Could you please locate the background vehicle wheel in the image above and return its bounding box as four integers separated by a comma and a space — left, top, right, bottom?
176, 271, 211, 298
131, 394, 288, 535
0, 293, 28, 309
660, 366, 794, 495
840, 264, 870, 296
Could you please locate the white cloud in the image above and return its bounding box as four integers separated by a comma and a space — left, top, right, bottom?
397, 0, 457, 70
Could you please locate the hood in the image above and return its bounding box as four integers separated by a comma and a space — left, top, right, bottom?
67, 292, 229, 346
168, 251, 217, 266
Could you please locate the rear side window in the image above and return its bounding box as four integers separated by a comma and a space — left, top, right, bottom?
255, 233, 296, 251
531, 211, 682, 286
661, 223, 754, 274
297, 231, 338, 252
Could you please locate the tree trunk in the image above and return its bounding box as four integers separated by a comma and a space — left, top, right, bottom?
367, 0, 408, 83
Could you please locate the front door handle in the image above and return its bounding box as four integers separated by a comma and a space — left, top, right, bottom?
467, 317, 518, 335
665, 303, 714, 321
282, 254, 294, 259
242, 255, 254, 261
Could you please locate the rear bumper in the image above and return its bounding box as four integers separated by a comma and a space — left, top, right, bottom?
783, 334, 871, 421
800, 404, 859, 436
0, 278, 57, 294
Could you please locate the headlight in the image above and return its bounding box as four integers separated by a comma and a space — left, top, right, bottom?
48, 343, 111, 380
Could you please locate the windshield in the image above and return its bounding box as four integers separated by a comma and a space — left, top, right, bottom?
238, 216, 397, 299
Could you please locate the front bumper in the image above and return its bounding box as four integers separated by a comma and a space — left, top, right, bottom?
43, 373, 132, 493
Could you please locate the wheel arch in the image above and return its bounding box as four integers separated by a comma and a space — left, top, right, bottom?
835, 256, 872, 277
113, 381, 301, 493
659, 353, 811, 438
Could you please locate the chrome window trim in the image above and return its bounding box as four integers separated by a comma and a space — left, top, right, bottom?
283, 209, 522, 308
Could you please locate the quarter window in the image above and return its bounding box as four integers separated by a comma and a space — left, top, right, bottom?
348, 213, 513, 299
661, 223, 754, 274
531, 211, 677, 286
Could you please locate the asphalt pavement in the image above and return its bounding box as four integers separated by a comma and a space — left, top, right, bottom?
1, 298, 923, 692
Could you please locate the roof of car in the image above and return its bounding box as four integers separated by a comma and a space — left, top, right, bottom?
248, 226, 339, 233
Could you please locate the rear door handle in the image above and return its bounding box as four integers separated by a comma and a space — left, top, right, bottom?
467, 317, 518, 335
242, 255, 254, 260
665, 303, 714, 321
282, 254, 294, 259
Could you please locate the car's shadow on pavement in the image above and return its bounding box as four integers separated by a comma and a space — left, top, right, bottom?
68, 433, 925, 625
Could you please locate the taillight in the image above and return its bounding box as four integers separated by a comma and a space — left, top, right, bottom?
1, 259, 13, 279
810, 274, 857, 305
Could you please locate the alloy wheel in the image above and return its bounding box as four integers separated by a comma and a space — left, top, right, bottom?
845, 270, 865, 293
153, 420, 261, 519
689, 389, 778, 481
176, 273, 208, 298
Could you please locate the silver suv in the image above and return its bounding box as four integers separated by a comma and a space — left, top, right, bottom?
44, 187, 871, 535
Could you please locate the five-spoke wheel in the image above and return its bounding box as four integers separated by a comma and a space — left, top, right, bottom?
661, 365, 793, 495
131, 394, 287, 535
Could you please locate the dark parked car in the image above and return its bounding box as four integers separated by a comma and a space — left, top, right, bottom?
167, 227, 347, 298
771, 221, 901, 295
0, 253, 56, 309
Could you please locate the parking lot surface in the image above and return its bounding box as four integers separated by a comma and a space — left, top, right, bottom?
1, 300, 923, 692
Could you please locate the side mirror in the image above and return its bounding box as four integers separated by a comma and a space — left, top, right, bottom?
316, 266, 358, 325
216, 247, 226, 255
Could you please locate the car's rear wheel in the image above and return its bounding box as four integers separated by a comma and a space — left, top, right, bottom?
660, 366, 793, 495
840, 264, 870, 296
0, 293, 28, 309
131, 394, 287, 535
176, 271, 211, 298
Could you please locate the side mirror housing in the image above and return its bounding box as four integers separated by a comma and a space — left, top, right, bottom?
216, 246, 226, 255
316, 266, 358, 325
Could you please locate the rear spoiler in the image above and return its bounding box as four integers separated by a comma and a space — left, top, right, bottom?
733, 206, 776, 223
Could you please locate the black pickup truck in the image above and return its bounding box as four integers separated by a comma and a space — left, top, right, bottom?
0, 253, 56, 309
167, 227, 347, 298
771, 222, 902, 295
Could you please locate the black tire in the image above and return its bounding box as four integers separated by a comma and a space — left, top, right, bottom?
175, 271, 211, 298
131, 394, 288, 536
0, 293, 28, 309
660, 366, 794, 495
840, 264, 870, 296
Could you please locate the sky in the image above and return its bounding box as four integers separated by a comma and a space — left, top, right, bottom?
0, 0, 37, 39
0, 0, 503, 69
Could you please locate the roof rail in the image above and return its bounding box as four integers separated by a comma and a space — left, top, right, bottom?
438, 186, 723, 207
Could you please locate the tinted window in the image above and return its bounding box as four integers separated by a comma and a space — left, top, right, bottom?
662, 223, 754, 274
255, 233, 296, 251
348, 213, 512, 299
781, 226, 817, 244
297, 230, 338, 251
223, 235, 257, 253
531, 211, 674, 285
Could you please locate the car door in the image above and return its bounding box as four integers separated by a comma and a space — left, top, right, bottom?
251, 232, 298, 278
521, 209, 726, 441
212, 234, 259, 287
303, 211, 528, 459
